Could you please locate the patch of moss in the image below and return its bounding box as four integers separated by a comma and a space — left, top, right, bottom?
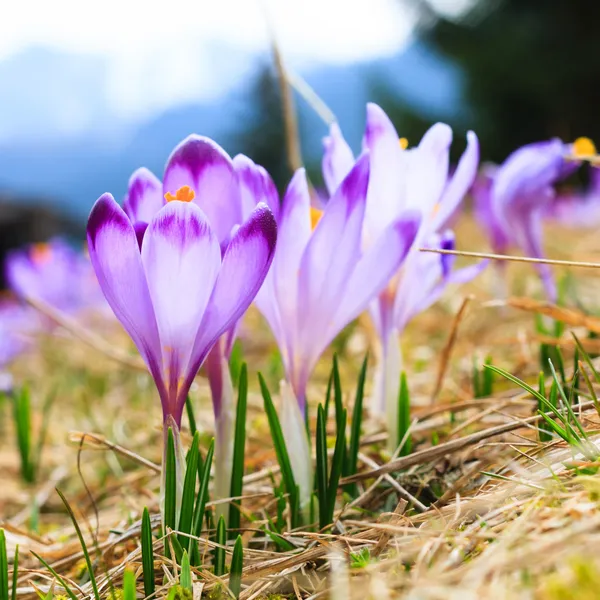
543, 556, 600, 600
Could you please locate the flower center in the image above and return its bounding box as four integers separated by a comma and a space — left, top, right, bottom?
164, 185, 196, 203
399, 137, 409, 150
310, 206, 323, 230
30, 243, 52, 265
572, 137, 596, 158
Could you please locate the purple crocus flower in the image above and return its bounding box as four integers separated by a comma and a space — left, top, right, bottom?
239, 152, 420, 504
473, 138, 585, 302
323, 104, 483, 448
86, 135, 277, 498
6, 238, 104, 314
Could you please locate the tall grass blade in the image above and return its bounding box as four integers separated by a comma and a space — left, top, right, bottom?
572, 332, 600, 383
258, 373, 299, 527
141, 507, 155, 598
213, 516, 227, 577
185, 396, 197, 437
315, 405, 328, 530
31, 553, 78, 600
0, 529, 8, 600
397, 372, 412, 456
346, 354, 367, 495
327, 407, 346, 525
191, 438, 214, 542
13, 387, 33, 483
122, 570, 136, 600
10, 546, 17, 600
164, 427, 177, 559
55, 489, 101, 600
180, 551, 192, 591
229, 536, 243, 599
178, 432, 200, 546
229, 364, 248, 538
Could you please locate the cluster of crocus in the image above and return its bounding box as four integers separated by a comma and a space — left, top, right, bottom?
321, 104, 484, 449
6, 238, 104, 314
473, 137, 594, 301
87, 107, 488, 511
87, 135, 277, 508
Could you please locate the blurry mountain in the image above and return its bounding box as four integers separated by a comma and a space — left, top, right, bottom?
0, 40, 461, 221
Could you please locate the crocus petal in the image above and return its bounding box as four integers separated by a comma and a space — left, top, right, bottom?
123, 167, 164, 224
141, 201, 222, 399
433, 130, 479, 230
163, 135, 242, 246
331, 212, 421, 334
183, 203, 277, 408
322, 122, 355, 196
362, 103, 406, 241
270, 170, 312, 366
87, 193, 165, 395
296, 154, 370, 373
233, 154, 280, 221
404, 122, 452, 220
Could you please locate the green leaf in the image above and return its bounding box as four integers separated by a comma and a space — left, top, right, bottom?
332, 355, 344, 435
0, 529, 8, 600
258, 373, 299, 528
56, 489, 101, 600
178, 432, 200, 545
229, 536, 243, 599
573, 332, 600, 383
484, 365, 547, 405
122, 570, 136, 600
346, 354, 367, 496
180, 551, 192, 591
482, 356, 494, 396
538, 372, 552, 442
13, 387, 33, 483
263, 527, 295, 551
164, 427, 178, 559
397, 372, 412, 456
213, 516, 227, 577
229, 364, 248, 539
191, 439, 214, 543
326, 407, 346, 526
31, 553, 78, 600
185, 396, 197, 437
324, 368, 334, 422
141, 507, 155, 598
315, 405, 329, 530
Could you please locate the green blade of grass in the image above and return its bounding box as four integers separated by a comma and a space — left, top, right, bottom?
315, 405, 329, 530
0, 529, 8, 600
323, 368, 334, 422
191, 438, 214, 542
141, 507, 155, 598
229, 340, 244, 386
213, 516, 227, 577
572, 332, 600, 383
326, 407, 346, 526
13, 387, 33, 483
229, 364, 248, 539
484, 364, 547, 405
180, 551, 192, 591
31, 553, 78, 600
178, 432, 200, 545
258, 373, 299, 527
397, 372, 412, 456
122, 570, 136, 600
55, 489, 101, 600
164, 426, 177, 559
229, 536, 243, 599
185, 396, 197, 437
332, 356, 344, 435
346, 354, 367, 496
10, 546, 17, 600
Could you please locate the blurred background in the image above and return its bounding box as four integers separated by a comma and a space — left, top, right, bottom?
0, 0, 598, 258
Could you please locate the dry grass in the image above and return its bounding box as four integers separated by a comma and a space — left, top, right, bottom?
2, 217, 600, 599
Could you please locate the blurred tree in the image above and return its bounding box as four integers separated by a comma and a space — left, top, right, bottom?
235, 63, 290, 195
415, 0, 600, 162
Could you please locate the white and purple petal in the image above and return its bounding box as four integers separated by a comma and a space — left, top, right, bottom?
163, 135, 242, 247
233, 154, 280, 221
322, 122, 355, 196
87, 194, 166, 401
123, 167, 164, 225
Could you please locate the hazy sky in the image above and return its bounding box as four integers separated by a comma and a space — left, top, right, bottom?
0, 0, 471, 125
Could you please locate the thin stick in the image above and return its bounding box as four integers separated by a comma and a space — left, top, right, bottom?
419, 247, 600, 269
341, 399, 599, 484
430, 296, 472, 404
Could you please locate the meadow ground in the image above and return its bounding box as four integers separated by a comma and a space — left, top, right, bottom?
3, 216, 600, 599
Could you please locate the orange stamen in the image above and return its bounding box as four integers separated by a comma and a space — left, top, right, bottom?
164, 185, 196, 203
30, 243, 52, 265
572, 137, 597, 158
399, 137, 409, 150
310, 206, 323, 230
